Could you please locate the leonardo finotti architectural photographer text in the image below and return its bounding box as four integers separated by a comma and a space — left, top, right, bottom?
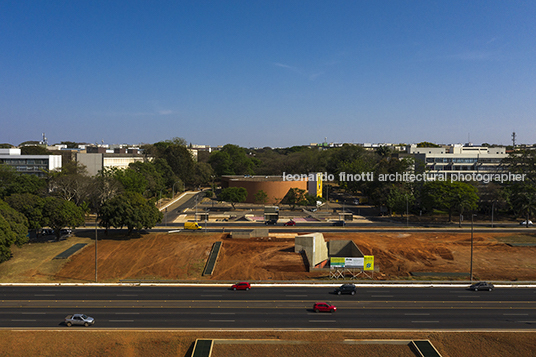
283, 172, 526, 184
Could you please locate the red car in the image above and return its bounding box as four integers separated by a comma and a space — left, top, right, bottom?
313, 302, 336, 313
231, 282, 251, 291
284, 220, 296, 226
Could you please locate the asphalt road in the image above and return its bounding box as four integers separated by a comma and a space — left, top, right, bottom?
2, 286, 536, 329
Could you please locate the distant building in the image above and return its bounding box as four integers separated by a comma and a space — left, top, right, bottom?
408, 144, 508, 176
0, 148, 62, 177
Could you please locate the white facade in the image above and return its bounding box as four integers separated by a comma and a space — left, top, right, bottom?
0, 148, 62, 176
410, 144, 508, 176
76, 153, 149, 176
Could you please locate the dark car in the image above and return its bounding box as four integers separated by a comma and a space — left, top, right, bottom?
334, 283, 357, 295
231, 282, 251, 291
469, 281, 494, 291
284, 220, 296, 226
332, 220, 346, 226
313, 302, 337, 313
264, 220, 277, 225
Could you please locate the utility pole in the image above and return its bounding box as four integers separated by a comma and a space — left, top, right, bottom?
95, 210, 98, 283
470, 213, 475, 283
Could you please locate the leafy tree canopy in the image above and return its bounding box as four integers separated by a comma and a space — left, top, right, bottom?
43, 197, 85, 240
416, 142, 441, 148
0, 199, 29, 262
99, 192, 163, 234
219, 187, 247, 209
5, 193, 46, 230
20, 145, 50, 155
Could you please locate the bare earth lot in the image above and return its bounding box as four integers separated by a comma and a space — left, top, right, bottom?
2, 231, 536, 356
2, 330, 536, 357
3, 231, 530, 282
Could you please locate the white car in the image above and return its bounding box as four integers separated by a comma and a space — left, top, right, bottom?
520, 220, 533, 226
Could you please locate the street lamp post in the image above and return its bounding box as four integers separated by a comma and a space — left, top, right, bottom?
470, 213, 475, 282
406, 195, 409, 228
94, 210, 98, 283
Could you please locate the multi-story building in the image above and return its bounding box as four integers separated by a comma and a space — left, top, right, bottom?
409, 144, 507, 176
0, 148, 62, 177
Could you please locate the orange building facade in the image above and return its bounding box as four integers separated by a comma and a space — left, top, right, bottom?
221, 176, 309, 204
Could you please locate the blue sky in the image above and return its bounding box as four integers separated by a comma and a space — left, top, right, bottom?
1, 1, 535, 147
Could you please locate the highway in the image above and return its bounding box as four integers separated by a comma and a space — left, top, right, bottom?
2, 286, 536, 329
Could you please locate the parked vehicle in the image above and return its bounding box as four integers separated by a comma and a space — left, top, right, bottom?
231, 282, 251, 291
334, 283, 357, 295
64, 314, 95, 327
469, 282, 494, 291
184, 222, 202, 230
284, 220, 296, 226
313, 302, 337, 313
40, 228, 54, 236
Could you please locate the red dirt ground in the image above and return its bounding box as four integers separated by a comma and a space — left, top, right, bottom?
53, 231, 536, 282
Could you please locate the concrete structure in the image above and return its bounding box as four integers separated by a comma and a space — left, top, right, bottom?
408, 144, 508, 177
230, 229, 269, 239
294, 233, 328, 268
221, 175, 308, 204
76, 152, 148, 176
0, 148, 62, 177
328, 240, 364, 258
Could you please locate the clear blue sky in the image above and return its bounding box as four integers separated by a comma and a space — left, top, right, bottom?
1, 1, 535, 147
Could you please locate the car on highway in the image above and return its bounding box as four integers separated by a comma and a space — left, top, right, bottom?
264, 219, 277, 225
231, 282, 251, 291
334, 283, 357, 295
520, 220, 533, 226
469, 281, 494, 291
64, 314, 95, 327
284, 220, 296, 226
332, 220, 346, 226
313, 302, 337, 313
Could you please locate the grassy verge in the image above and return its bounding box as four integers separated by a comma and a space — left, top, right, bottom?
0, 237, 94, 283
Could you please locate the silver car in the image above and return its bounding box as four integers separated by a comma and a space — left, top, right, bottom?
469, 282, 494, 291
65, 314, 95, 327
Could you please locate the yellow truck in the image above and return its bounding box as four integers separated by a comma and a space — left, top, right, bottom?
184, 222, 202, 230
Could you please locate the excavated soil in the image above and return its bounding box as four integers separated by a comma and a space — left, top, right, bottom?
53, 231, 536, 282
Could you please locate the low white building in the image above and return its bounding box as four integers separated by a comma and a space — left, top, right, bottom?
409, 144, 508, 176
0, 148, 62, 177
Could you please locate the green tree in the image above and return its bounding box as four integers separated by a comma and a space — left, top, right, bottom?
209, 144, 257, 177
99, 192, 163, 235
113, 167, 148, 195
254, 190, 268, 205
128, 161, 165, 197
43, 197, 85, 240
5, 193, 46, 230
48, 162, 92, 205
281, 188, 309, 210
511, 187, 536, 228
421, 181, 479, 222
0, 165, 47, 199
192, 162, 215, 188
219, 187, 247, 209
0, 199, 28, 262
20, 145, 50, 155
416, 142, 441, 148
386, 185, 415, 216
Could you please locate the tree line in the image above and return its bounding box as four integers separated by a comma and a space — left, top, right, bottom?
1, 139, 535, 263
